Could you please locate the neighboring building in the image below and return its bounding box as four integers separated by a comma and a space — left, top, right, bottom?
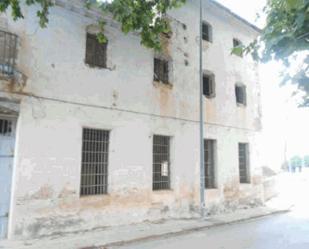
0, 0, 263, 240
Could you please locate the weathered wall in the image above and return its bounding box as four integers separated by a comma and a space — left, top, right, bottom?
0, 0, 262, 239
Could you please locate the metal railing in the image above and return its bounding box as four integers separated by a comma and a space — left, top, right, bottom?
0, 30, 17, 77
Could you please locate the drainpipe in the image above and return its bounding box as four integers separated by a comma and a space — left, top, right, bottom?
199, 0, 206, 217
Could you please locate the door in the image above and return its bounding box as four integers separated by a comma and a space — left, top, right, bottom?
0, 117, 16, 239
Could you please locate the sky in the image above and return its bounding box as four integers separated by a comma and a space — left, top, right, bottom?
216, 0, 309, 167
216, 0, 266, 28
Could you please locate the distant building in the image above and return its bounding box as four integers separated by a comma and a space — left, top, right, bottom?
0, 0, 263, 240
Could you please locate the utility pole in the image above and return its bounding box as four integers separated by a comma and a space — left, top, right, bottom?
199, 0, 205, 217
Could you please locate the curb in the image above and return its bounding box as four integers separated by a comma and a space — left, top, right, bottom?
85, 208, 291, 249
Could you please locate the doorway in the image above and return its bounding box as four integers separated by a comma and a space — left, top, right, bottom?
0, 117, 16, 239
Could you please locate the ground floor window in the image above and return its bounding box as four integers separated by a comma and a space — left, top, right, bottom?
239, 143, 250, 183
80, 128, 110, 196
153, 135, 171, 190
204, 139, 216, 189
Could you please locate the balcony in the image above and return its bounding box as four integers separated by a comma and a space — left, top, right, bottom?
0, 30, 17, 77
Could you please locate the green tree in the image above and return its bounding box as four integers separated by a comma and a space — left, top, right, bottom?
234, 0, 309, 107
304, 155, 309, 167
290, 155, 303, 168
0, 0, 186, 50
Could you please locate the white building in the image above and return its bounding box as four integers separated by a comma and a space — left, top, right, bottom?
0, 0, 263, 240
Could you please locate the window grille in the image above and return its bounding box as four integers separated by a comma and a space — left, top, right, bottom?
202, 22, 212, 42
203, 74, 215, 98
235, 84, 247, 105
0, 30, 17, 76
204, 139, 216, 189
0, 119, 12, 136
85, 33, 107, 68
153, 135, 170, 190
80, 128, 109, 196
239, 143, 250, 183
154, 58, 169, 84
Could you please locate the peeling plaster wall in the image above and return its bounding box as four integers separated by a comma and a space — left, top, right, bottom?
0, 0, 263, 239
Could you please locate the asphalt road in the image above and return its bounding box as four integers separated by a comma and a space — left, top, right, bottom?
112, 172, 309, 249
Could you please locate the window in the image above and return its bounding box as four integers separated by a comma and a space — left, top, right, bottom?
0, 30, 18, 76
233, 38, 243, 57
85, 33, 107, 68
239, 143, 250, 183
0, 119, 12, 136
204, 139, 216, 189
203, 73, 215, 98
233, 38, 242, 48
202, 22, 212, 42
153, 135, 170, 190
154, 58, 169, 84
235, 84, 247, 105
80, 128, 110, 196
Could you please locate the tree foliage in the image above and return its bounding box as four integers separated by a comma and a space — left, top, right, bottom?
290, 155, 303, 168
304, 155, 309, 167
234, 0, 309, 107
0, 0, 186, 50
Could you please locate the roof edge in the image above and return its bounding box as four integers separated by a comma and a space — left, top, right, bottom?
209, 0, 262, 33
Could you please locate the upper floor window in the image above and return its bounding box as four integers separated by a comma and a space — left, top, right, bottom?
203, 73, 215, 98
0, 30, 18, 76
233, 38, 242, 48
154, 57, 169, 84
202, 22, 212, 42
85, 33, 107, 68
235, 84, 247, 106
233, 38, 243, 57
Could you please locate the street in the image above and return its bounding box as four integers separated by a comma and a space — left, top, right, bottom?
112, 171, 309, 249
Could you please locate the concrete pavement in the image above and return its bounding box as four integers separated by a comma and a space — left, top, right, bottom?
111, 210, 309, 249
110, 169, 309, 249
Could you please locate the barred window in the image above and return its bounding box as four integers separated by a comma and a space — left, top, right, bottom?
153, 135, 170, 190
154, 58, 169, 84
0, 30, 18, 76
202, 22, 212, 42
85, 33, 107, 68
235, 84, 247, 105
203, 73, 215, 98
0, 119, 12, 136
204, 139, 216, 189
239, 143, 250, 184
80, 128, 109, 196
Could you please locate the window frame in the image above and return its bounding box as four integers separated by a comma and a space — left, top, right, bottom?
235, 83, 247, 106
80, 127, 110, 196
153, 57, 170, 85
202, 21, 213, 43
204, 139, 217, 189
233, 38, 243, 57
203, 72, 216, 98
238, 143, 250, 184
152, 135, 171, 191
85, 33, 108, 69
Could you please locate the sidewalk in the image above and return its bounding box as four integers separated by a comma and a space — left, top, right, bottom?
0, 204, 291, 249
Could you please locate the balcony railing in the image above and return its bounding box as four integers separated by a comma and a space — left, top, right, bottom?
0, 30, 18, 77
